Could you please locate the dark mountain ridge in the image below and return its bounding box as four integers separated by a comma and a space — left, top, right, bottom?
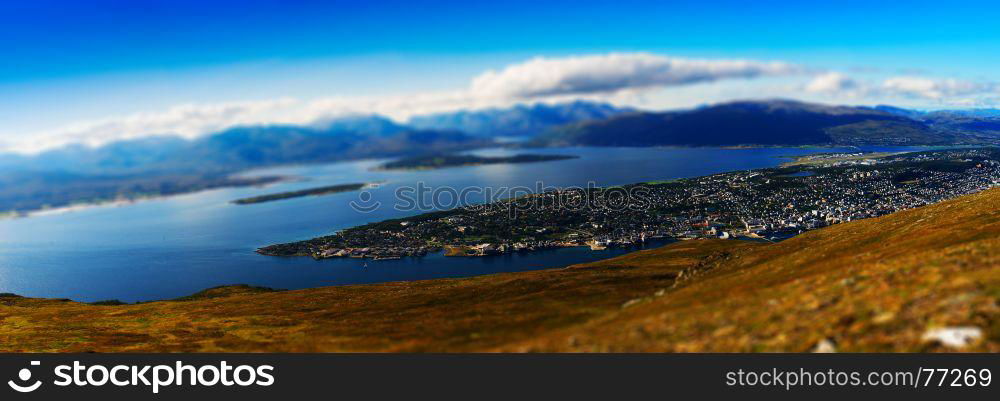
532, 99, 983, 147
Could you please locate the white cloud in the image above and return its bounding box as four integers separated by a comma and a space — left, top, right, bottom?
803, 72, 1000, 105
881, 76, 998, 100
469, 53, 802, 99
800, 72, 1000, 107
804, 72, 860, 94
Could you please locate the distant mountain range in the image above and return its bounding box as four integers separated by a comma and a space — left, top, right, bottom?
530, 100, 1000, 148
0, 123, 490, 214
408, 100, 630, 137
5, 124, 484, 176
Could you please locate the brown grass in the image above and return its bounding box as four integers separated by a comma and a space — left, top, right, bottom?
2, 188, 999, 352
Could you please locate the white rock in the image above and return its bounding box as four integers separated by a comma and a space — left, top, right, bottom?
921, 327, 982, 348
621, 298, 644, 309
812, 338, 837, 353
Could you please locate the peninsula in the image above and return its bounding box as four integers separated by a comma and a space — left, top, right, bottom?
779, 151, 904, 167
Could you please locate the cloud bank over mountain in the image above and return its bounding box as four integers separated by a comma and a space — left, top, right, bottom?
25, 99, 298, 153
9, 53, 807, 154
8, 52, 1000, 154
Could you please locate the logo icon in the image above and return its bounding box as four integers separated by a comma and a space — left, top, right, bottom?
8, 361, 42, 393
349, 190, 381, 213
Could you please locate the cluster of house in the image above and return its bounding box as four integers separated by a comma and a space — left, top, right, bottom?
313, 246, 433, 260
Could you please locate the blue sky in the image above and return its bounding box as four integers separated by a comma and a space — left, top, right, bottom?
3, 0, 1000, 152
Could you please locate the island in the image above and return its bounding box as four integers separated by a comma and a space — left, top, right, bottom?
376, 153, 577, 171
258, 147, 1000, 260
231, 182, 368, 205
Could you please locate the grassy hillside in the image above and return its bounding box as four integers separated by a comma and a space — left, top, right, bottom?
2, 188, 999, 352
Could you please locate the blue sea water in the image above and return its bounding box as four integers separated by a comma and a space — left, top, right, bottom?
0, 146, 926, 302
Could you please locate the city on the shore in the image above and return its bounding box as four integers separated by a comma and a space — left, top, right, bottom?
259, 148, 1000, 260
